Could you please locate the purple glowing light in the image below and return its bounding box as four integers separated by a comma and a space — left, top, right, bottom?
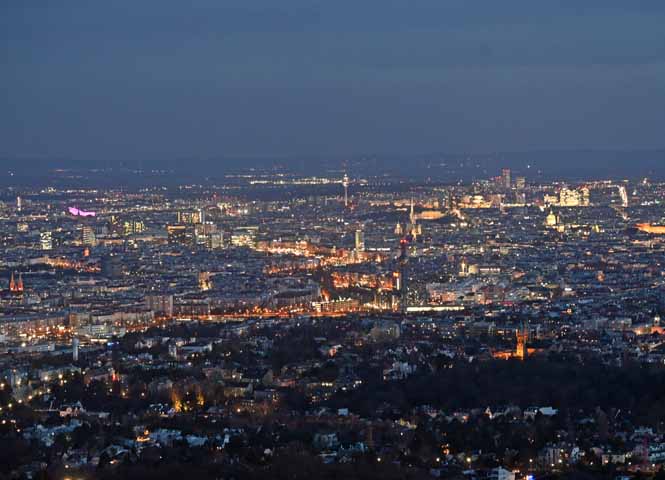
68, 207, 96, 217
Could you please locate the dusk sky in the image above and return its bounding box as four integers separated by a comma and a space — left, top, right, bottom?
2, 1, 665, 162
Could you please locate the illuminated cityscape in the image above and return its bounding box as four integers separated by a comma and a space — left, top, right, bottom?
3, 2, 665, 479
1, 165, 665, 479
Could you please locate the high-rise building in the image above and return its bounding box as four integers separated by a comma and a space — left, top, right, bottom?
342, 174, 349, 207
81, 225, 96, 247
207, 232, 224, 249
515, 177, 526, 189
123, 220, 146, 236
501, 168, 511, 189
355, 229, 365, 252
72, 337, 80, 362
177, 210, 202, 224
16, 196, 22, 213
618, 185, 629, 208
40, 231, 53, 251
167, 225, 191, 245
231, 226, 258, 247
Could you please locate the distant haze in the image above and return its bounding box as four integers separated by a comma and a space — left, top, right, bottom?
2, 1, 665, 166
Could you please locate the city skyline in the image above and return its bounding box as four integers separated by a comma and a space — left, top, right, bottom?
3, 2, 665, 479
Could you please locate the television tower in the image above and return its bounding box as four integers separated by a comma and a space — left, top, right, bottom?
398, 237, 410, 313
342, 173, 349, 207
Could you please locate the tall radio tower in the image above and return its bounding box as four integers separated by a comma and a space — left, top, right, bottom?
342, 173, 349, 207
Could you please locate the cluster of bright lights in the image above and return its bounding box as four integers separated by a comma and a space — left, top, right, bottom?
68, 206, 96, 217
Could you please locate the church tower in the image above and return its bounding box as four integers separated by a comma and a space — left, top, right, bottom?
516, 322, 528, 360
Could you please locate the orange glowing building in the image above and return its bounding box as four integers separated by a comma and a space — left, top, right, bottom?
636, 224, 665, 234
515, 323, 528, 360
9, 272, 24, 294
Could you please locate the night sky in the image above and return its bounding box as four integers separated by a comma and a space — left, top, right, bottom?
2, 1, 665, 164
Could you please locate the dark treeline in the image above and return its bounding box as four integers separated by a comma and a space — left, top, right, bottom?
328, 358, 665, 424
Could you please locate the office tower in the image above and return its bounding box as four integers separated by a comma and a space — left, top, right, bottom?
177, 211, 201, 224
501, 168, 511, 189
194, 224, 206, 245
167, 224, 191, 245
16, 196, 22, 213
515, 177, 526, 189
342, 174, 349, 207
355, 229, 365, 252
40, 231, 53, 251
123, 220, 146, 236
207, 232, 224, 249
72, 337, 79, 362
82, 225, 96, 247
198, 208, 205, 225
231, 226, 258, 247
618, 185, 629, 208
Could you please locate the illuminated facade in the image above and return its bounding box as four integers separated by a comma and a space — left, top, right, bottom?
9, 272, 24, 294
40, 231, 53, 250
515, 323, 528, 360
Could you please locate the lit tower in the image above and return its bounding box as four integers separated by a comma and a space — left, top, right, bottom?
618, 185, 629, 208
516, 322, 529, 360
501, 168, 511, 189
9, 272, 24, 294
355, 228, 365, 252
407, 198, 421, 238
398, 237, 410, 313
72, 337, 80, 362
342, 173, 350, 207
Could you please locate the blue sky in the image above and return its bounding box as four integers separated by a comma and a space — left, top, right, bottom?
2, 1, 665, 162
